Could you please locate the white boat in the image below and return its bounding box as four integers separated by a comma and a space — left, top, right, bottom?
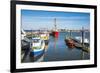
21, 29, 26, 40
30, 37, 45, 57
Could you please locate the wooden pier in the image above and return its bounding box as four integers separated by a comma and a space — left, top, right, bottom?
74, 41, 90, 53
65, 27, 90, 53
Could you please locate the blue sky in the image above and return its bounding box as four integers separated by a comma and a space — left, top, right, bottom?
21, 9, 90, 30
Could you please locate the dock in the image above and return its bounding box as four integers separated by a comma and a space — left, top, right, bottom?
74, 41, 90, 53
65, 27, 90, 53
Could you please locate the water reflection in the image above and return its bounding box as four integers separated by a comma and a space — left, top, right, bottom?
53, 37, 58, 49
81, 51, 85, 60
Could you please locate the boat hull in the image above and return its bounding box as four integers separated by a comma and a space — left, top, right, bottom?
65, 39, 75, 48
31, 37, 45, 57
30, 49, 44, 57
52, 31, 59, 38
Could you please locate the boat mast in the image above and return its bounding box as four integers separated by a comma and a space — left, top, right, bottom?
54, 18, 57, 31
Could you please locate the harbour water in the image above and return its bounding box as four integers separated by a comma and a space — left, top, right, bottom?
22, 32, 90, 63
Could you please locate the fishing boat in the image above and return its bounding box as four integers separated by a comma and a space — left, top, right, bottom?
65, 30, 75, 48
40, 31, 49, 45
52, 18, 59, 38
30, 37, 45, 57
52, 30, 59, 38
65, 38, 75, 48
40, 33, 49, 41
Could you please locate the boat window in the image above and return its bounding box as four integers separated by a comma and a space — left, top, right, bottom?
33, 39, 40, 43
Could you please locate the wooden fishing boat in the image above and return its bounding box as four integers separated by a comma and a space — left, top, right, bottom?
30, 37, 45, 57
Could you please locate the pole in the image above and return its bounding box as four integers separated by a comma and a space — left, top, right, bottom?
70, 30, 72, 38
81, 27, 85, 59
82, 27, 84, 46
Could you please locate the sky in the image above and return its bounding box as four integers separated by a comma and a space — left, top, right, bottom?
21, 9, 90, 30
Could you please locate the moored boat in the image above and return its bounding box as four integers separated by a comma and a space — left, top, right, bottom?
65, 31, 75, 48
30, 37, 45, 57
65, 38, 75, 48
40, 32, 49, 45
52, 18, 59, 38
52, 31, 59, 38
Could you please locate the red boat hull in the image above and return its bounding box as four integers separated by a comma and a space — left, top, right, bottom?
52, 31, 59, 38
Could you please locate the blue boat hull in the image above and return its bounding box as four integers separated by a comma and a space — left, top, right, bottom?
30, 49, 44, 57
